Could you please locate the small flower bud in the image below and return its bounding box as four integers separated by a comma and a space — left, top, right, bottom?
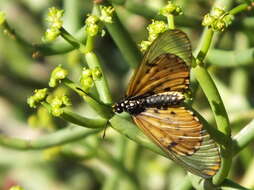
85, 15, 100, 36
46, 7, 64, 29
100, 6, 115, 23
86, 24, 99, 36
44, 28, 60, 42
27, 88, 48, 108
215, 20, 226, 31
50, 95, 71, 117
223, 14, 234, 27
49, 65, 68, 88
147, 20, 167, 36
202, 14, 215, 27
80, 77, 94, 92
62, 96, 72, 106
82, 68, 92, 78
212, 7, 225, 18
159, 1, 183, 16
139, 40, 152, 52
86, 15, 100, 25
92, 67, 102, 80
202, 7, 233, 32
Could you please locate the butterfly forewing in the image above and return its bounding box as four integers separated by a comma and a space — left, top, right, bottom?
133, 107, 221, 178
128, 54, 190, 97
127, 30, 192, 96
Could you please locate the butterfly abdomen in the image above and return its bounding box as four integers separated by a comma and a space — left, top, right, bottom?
144, 92, 184, 108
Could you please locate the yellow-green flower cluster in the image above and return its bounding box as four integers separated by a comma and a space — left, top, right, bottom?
100, 6, 115, 23
85, 15, 100, 36
50, 95, 71, 116
85, 6, 114, 37
49, 65, 68, 88
0, 11, 6, 25
27, 88, 48, 108
159, 1, 183, 17
80, 67, 102, 92
44, 7, 64, 41
140, 20, 167, 52
202, 7, 234, 32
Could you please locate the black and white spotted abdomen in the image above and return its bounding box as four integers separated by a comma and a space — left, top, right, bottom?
113, 92, 185, 115
144, 92, 184, 108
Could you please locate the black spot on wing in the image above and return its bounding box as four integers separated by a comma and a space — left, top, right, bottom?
167, 141, 178, 149
146, 63, 156, 67
170, 111, 176, 115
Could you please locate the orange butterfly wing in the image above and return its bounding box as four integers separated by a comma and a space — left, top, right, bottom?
133, 107, 221, 178
127, 29, 192, 97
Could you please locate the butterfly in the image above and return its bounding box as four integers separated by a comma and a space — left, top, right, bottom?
112, 29, 221, 178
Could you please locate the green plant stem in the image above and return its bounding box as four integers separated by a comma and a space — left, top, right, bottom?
59, 27, 82, 49
63, 0, 81, 32
103, 1, 142, 68
192, 11, 232, 185
194, 50, 232, 187
221, 179, 250, 190
33, 26, 86, 57
167, 15, 175, 29
0, 126, 100, 150
195, 27, 214, 63
193, 67, 231, 136
232, 119, 254, 155
42, 102, 107, 128
188, 173, 250, 190
85, 52, 113, 105
207, 48, 254, 67
63, 78, 113, 119
229, 3, 249, 15
0, 21, 33, 52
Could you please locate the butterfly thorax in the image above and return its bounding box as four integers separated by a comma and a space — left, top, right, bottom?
113, 92, 184, 115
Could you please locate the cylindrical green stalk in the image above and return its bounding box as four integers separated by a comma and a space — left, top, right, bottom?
85, 52, 113, 105
0, 126, 100, 150
167, 14, 175, 29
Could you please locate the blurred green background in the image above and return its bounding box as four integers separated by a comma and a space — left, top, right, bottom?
0, 0, 254, 189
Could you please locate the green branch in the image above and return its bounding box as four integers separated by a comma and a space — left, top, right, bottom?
103, 1, 142, 68
229, 3, 249, 15
188, 173, 250, 190
85, 52, 113, 104
0, 126, 100, 150
62, 78, 113, 119
207, 48, 254, 67
42, 102, 107, 128
195, 28, 214, 63
232, 119, 254, 155
32, 26, 86, 57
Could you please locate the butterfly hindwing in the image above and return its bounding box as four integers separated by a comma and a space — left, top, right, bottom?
133, 107, 221, 178
127, 30, 192, 97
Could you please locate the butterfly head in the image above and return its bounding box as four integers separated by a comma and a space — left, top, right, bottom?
112, 102, 124, 113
